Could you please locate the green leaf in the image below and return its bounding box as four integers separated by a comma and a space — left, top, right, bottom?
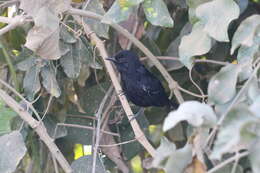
196, 0, 240, 42
231, 14, 260, 54
163, 101, 217, 131
152, 137, 176, 168
164, 23, 192, 71
0, 131, 27, 173
60, 42, 81, 78
247, 76, 260, 102
16, 57, 36, 71
60, 26, 77, 44
80, 37, 102, 69
164, 144, 192, 173
186, 0, 210, 24
143, 0, 174, 27
43, 116, 67, 139
40, 64, 61, 97
71, 155, 106, 173
211, 106, 257, 160
179, 22, 212, 69
84, 0, 109, 39
23, 65, 41, 99
250, 140, 260, 173
208, 64, 241, 105
0, 99, 16, 134
102, 0, 134, 24
153, 138, 192, 173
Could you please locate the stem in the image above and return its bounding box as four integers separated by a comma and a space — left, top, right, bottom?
1, 42, 19, 92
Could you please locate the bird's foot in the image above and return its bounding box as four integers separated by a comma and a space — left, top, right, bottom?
117, 90, 125, 96
129, 108, 145, 121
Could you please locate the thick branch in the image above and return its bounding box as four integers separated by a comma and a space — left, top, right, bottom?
0, 89, 72, 173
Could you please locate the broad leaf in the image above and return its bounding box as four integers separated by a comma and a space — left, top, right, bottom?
186, 0, 211, 24
231, 15, 260, 54
84, 0, 109, 39
179, 22, 212, 69
250, 140, 260, 173
71, 155, 106, 173
24, 6, 61, 59
102, 0, 134, 24
153, 138, 192, 173
163, 101, 217, 131
211, 106, 257, 160
23, 65, 41, 99
196, 0, 240, 42
0, 131, 27, 173
143, 0, 174, 27
0, 99, 16, 134
60, 42, 81, 78
40, 64, 61, 97
208, 64, 241, 105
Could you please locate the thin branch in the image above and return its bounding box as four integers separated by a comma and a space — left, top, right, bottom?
67, 8, 184, 104
0, 89, 72, 173
189, 65, 206, 102
72, 15, 156, 157
0, 78, 42, 120
207, 151, 249, 173
57, 123, 119, 136
99, 138, 137, 147
92, 86, 114, 173
0, 15, 26, 35
1, 41, 19, 92
141, 56, 229, 66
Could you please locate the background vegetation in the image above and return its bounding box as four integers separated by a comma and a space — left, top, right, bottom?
0, 0, 260, 173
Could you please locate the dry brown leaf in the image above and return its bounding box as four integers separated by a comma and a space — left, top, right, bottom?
100, 125, 129, 173
118, 14, 145, 49
184, 156, 207, 173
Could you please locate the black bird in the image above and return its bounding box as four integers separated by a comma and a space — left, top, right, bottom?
107, 50, 178, 109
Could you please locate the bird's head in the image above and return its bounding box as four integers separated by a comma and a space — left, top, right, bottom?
106, 50, 140, 73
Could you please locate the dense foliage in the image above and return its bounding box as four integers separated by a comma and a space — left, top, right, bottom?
0, 0, 260, 173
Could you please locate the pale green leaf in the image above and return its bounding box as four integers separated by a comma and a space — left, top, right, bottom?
231, 14, 260, 54
196, 0, 240, 42
84, 0, 109, 39
152, 137, 176, 168
164, 144, 192, 173
143, 0, 174, 27
0, 99, 16, 134
179, 22, 212, 69
40, 65, 61, 98
211, 106, 257, 160
102, 0, 134, 24
163, 101, 216, 132
186, 0, 210, 24
118, 0, 144, 7
0, 131, 27, 173
23, 65, 41, 99
208, 64, 241, 104
60, 42, 81, 78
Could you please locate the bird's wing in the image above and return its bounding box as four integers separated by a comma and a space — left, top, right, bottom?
136, 65, 164, 95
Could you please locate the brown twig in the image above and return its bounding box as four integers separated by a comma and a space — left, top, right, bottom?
72, 15, 156, 157
56, 123, 119, 136
0, 89, 72, 173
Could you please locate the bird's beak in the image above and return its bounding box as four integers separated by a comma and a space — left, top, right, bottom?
106, 57, 117, 63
